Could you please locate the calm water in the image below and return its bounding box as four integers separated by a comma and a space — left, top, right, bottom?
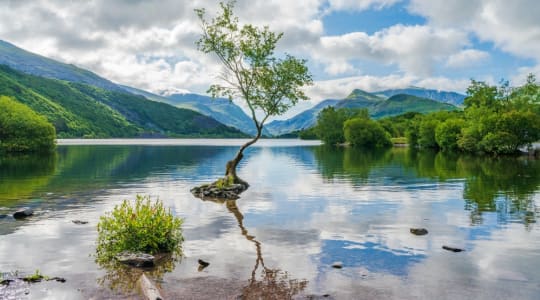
1, 139, 540, 299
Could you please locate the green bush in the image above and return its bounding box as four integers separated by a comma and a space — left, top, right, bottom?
96, 195, 183, 262
435, 118, 465, 151
344, 118, 392, 148
418, 118, 440, 149
0, 95, 56, 153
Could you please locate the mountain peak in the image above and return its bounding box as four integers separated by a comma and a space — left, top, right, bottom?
344, 89, 384, 102
346, 89, 372, 99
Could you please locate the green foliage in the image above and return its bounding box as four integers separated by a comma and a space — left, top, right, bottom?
435, 118, 465, 151
215, 176, 235, 188
398, 75, 540, 155
0, 95, 56, 153
298, 127, 318, 140
418, 118, 440, 149
96, 195, 183, 263
196, 1, 312, 137
314, 107, 355, 145
464, 80, 500, 109
344, 118, 392, 148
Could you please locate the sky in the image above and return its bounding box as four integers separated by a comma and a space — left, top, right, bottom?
0, 0, 539, 118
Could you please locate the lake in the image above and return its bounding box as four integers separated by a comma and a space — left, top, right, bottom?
1, 139, 540, 299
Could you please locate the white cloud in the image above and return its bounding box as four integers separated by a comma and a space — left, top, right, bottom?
446, 49, 490, 68
327, 0, 403, 12
409, 0, 540, 61
0, 0, 535, 108
315, 25, 468, 76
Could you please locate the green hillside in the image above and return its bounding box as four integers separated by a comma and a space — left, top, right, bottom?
0, 65, 246, 138
267, 89, 458, 135
370, 94, 458, 118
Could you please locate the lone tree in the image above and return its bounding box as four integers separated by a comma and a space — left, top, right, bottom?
194, 1, 312, 192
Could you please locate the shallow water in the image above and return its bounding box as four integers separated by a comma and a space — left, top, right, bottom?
1, 139, 539, 299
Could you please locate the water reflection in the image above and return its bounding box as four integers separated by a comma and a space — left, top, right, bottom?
211, 199, 309, 299
96, 253, 178, 294
0, 153, 57, 204
1, 143, 539, 299
312, 147, 540, 227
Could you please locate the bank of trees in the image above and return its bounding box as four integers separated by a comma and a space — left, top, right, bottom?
315, 107, 392, 148
311, 76, 540, 155
0, 95, 56, 153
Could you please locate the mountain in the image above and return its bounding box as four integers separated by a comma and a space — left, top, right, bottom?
0, 40, 123, 92
375, 87, 465, 106
266, 89, 458, 135
266, 99, 340, 136
122, 85, 260, 136
0, 65, 246, 138
166, 93, 265, 136
370, 94, 457, 118
0, 40, 260, 135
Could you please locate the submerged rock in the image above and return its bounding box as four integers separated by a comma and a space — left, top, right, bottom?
116, 251, 156, 268
13, 207, 33, 219
305, 294, 334, 300
72, 220, 88, 225
410, 228, 428, 236
442, 245, 464, 252
138, 273, 163, 300
198, 259, 210, 267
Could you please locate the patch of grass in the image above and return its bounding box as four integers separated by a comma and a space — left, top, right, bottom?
391, 137, 408, 145
96, 195, 184, 263
215, 176, 234, 189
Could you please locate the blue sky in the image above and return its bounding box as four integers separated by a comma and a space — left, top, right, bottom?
0, 0, 539, 118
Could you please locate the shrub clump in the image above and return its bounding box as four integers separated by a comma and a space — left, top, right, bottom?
96, 195, 183, 262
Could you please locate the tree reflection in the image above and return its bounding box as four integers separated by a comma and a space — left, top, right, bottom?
313, 146, 390, 184
222, 200, 308, 299
313, 147, 540, 227
0, 153, 56, 203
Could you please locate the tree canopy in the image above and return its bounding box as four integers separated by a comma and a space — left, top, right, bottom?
0, 95, 56, 153
195, 1, 312, 188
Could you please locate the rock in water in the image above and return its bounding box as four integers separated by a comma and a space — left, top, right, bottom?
13, 207, 34, 219
138, 273, 163, 300
442, 245, 464, 252
331, 262, 343, 269
116, 252, 155, 267
198, 259, 210, 267
410, 228, 428, 235
72, 220, 88, 225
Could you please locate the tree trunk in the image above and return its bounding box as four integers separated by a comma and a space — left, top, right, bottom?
224, 128, 262, 186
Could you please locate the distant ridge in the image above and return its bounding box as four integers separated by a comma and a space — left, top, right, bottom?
0, 40, 122, 92
266, 89, 457, 135
122, 84, 261, 136
375, 87, 465, 106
